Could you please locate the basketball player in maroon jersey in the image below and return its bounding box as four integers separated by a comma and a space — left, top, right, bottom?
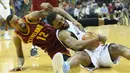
6, 8, 74, 71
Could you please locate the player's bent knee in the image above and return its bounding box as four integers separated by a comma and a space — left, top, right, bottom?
109, 43, 119, 48
109, 43, 121, 53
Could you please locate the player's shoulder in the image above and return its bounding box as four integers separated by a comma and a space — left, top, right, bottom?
59, 30, 70, 37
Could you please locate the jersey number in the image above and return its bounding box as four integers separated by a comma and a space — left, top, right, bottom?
37, 32, 48, 41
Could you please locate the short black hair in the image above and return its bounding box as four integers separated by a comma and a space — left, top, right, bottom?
47, 12, 57, 26
6, 14, 14, 26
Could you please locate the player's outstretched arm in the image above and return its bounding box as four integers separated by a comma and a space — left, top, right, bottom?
10, 34, 25, 71
54, 7, 84, 31
59, 30, 100, 51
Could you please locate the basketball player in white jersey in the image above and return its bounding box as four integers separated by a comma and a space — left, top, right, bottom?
47, 12, 130, 73
0, 0, 11, 39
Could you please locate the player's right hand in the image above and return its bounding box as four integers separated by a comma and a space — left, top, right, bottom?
10, 66, 23, 72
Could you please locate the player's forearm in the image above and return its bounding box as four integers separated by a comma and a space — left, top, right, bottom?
16, 47, 25, 67
13, 35, 25, 66
56, 8, 84, 31
67, 37, 99, 51
63, 13, 77, 23
55, 8, 77, 24
16, 48, 24, 66
27, 10, 48, 21
77, 37, 99, 50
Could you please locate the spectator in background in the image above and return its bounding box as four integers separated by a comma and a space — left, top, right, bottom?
100, 3, 108, 18
66, 3, 75, 17
94, 3, 101, 18
0, 0, 11, 40
73, 0, 82, 19
108, 3, 114, 14
113, 1, 123, 17
107, 2, 115, 18
79, 1, 90, 19
89, 2, 98, 18
14, 0, 32, 17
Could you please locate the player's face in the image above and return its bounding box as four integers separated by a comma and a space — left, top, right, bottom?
10, 15, 24, 29
52, 14, 69, 29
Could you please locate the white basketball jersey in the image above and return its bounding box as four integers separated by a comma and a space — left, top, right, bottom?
65, 20, 85, 40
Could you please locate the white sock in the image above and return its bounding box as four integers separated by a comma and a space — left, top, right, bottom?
64, 62, 70, 72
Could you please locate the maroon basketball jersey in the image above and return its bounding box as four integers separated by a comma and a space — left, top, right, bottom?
15, 17, 70, 58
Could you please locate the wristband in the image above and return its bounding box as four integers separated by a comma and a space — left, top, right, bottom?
18, 57, 24, 67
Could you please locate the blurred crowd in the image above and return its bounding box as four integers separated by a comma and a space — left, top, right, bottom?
59, 0, 129, 20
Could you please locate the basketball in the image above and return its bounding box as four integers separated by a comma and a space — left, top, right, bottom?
82, 32, 98, 40
82, 32, 100, 48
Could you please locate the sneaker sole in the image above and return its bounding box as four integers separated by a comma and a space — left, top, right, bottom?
52, 52, 64, 73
